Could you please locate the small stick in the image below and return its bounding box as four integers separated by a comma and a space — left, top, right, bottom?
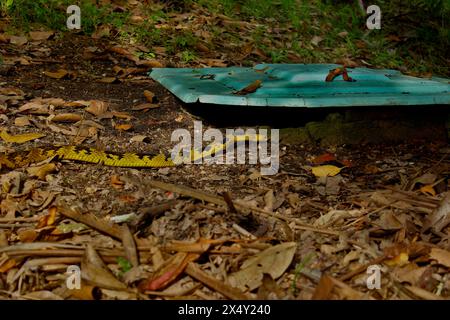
57, 203, 123, 240
222, 192, 237, 213
232, 224, 256, 239
339, 255, 386, 282
185, 262, 251, 300
0, 223, 35, 228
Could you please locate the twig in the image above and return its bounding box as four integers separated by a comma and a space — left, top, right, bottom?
122, 225, 139, 267
57, 202, 123, 240
222, 192, 237, 213
131, 200, 177, 229
0, 223, 35, 228
339, 255, 386, 282
232, 224, 256, 239
0, 217, 40, 223
185, 262, 251, 300
292, 224, 340, 236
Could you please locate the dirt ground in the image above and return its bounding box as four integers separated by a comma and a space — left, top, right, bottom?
0, 34, 449, 300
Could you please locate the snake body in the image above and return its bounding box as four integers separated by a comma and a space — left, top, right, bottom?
0, 135, 263, 170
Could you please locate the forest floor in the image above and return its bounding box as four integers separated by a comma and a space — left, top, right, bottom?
0, 1, 449, 300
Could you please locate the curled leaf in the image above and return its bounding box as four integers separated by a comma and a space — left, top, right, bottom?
311, 165, 343, 177
0, 130, 45, 143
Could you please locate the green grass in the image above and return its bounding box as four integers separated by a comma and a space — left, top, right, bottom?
1, 0, 448, 75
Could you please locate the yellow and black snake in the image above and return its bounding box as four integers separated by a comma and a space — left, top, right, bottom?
0, 135, 263, 170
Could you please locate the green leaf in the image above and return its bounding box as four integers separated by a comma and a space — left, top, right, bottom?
117, 256, 132, 274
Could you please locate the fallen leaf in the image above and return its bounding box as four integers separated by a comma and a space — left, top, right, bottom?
227, 242, 297, 291
423, 192, 450, 232
130, 135, 150, 143
143, 90, 155, 103
312, 153, 336, 165
311, 165, 343, 177
412, 173, 437, 188
141, 252, 200, 291
0, 259, 16, 273
81, 244, 126, 290
50, 113, 82, 123
85, 100, 108, 116
131, 103, 160, 111
14, 116, 31, 126
0, 130, 45, 143
335, 57, 359, 68
9, 35, 28, 46
234, 80, 262, 95
429, 248, 450, 268
29, 31, 54, 41
404, 285, 444, 300
37, 206, 58, 228
111, 175, 125, 189
111, 111, 133, 120
314, 209, 363, 227
311, 35, 323, 46
136, 60, 164, 68
91, 25, 110, 39
420, 184, 436, 197
17, 101, 49, 114
114, 124, 133, 131
385, 252, 409, 267
17, 229, 38, 242
97, 77, 121, 84
27, 163, 57, 180
44, 69, 70, 79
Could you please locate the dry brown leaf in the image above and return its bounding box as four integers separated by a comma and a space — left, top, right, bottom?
420, 184, 436, 196
227, 242, 296, 291
311, 35, 323, 46
9, 35, 28, 46
65, 100, 91, 107
115, 124, 133, 131
234, 80, 262, 95
44, 69, 70, 79
423, 192, 450, 232
111, 111, 133, 120
392, 264, 429, 285
14, 116, 31, 126
50, 113, 82, 123
17, 229, 38, 243
136, 60, 164, 68
27, 163, 57, 180
429, 248, 450, 268
81, 244, 126, 290
91, 25, 110, 39
143, 90, 155, 103
17, 101, 48, 114
97, 77, 121, 84
314, 209, 363, 227
111, 175, 125, 189
131, 103, 160, 111
37, 206, 58, 228
405, 285, 444, 300
0, 259, 17, 273
29, 31, 54, 41
130, 135, 150, 143
85, 100, 108, 116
